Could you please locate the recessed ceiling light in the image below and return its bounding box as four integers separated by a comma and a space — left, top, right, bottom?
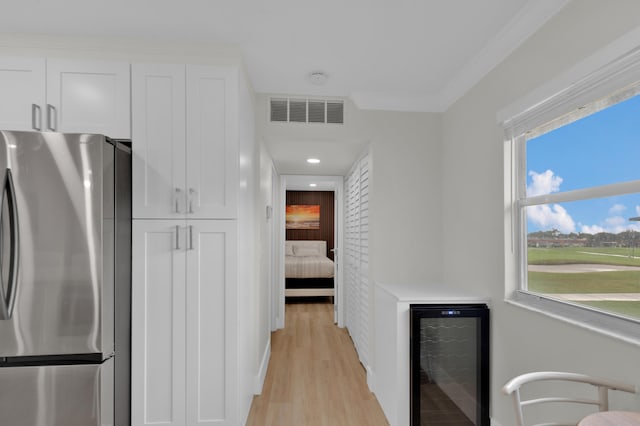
307, 158, 320, 164
309, 183, 317, 187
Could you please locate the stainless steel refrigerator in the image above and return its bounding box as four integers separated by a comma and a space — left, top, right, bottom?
0, 131, 132, 426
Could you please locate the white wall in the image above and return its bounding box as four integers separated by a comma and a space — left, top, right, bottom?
237, 66, 261, 423
257, 141, 276, 382
0, 33, 242, 64
258, 96, 443, 285
441, 1, 640, 424
356, 109, 442, 286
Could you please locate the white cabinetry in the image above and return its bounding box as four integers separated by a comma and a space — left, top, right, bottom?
131, 61, 242, 426
0, 57, 130, 138
132, 63, 238, 219
373, 282, 489, 426
132, 220, 237, 426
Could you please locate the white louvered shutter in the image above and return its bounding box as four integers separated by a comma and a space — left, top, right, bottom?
344, 153, 370, 367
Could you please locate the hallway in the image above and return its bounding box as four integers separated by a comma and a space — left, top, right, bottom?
246, 300, 388, 426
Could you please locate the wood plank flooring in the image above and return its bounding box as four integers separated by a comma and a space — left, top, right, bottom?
246, 300, 389, 426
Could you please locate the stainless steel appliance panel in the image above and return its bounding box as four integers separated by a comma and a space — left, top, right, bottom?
114, 141, 131, 426
0, 131, 114, 357
0, 358, 114, 426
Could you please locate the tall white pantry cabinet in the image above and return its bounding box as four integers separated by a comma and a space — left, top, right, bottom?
131, 63, 240, 426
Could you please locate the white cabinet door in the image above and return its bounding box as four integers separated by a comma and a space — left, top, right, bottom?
0, 57, 45, 131
132, 220, 237, 426
185, 65, 238, 219
46, 59, 131, 138
185, 221, 237, 426
132, 63, 238, 220
132, 63, 186, 219
131, 220, 187, 426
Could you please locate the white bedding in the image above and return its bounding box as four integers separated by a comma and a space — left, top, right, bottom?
285, 255, 335, 278
285, 240, 335, 279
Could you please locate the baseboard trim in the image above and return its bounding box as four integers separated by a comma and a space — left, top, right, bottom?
366, 365, 375, 393
254, 336, 271, 395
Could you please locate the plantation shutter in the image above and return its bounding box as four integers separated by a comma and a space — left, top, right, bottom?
344, 153, 370, 367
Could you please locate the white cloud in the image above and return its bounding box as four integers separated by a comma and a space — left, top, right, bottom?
581, 224, 605, 234
528, 204, 576, 233
580, 210, 638, 234
526, 171, 640, 235
527, 170, 563, 196
609, 204, 626, 215
605, 215, 626, 228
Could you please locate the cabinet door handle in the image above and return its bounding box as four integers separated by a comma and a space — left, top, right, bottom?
188, 188, 196, 214
189, 225, 194, 250
46, 104, 57, 131
174, 188, 182, 213
31, 104, 42, 131
175, 225, 180, 250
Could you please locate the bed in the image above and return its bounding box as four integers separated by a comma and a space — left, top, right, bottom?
285, 240, 335, 297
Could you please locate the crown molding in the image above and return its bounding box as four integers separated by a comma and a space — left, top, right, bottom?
351, 0, 571, 113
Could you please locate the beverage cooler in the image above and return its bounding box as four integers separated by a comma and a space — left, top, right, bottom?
410, 304, 490, 426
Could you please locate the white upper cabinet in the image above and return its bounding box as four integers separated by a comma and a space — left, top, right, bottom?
46, 59, 131, 138
0, 57, 46, 132
131, 63, 187, 219
0, 57, 130, 138
132, 63, 238, 219
185, 65, 238, 220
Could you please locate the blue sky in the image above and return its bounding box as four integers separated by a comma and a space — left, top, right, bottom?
526, 93, 640, 234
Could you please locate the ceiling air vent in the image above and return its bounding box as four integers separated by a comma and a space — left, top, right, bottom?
289, 99, 307, 122
308, 100, 325, 123
269, 98, 344, 124
326, 101, 344, 124
270, 98, 288, 122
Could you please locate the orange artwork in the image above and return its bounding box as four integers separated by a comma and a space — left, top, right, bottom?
286, 205, 320, 229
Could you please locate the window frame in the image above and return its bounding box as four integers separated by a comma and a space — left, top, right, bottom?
503, 42, 640, 344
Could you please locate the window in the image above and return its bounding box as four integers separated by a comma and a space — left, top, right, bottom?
504, 45, 640, 341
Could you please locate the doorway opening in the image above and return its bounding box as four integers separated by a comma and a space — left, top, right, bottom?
276, 175, 344, 328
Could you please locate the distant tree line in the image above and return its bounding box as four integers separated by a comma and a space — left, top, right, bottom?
528, 229, 640, 248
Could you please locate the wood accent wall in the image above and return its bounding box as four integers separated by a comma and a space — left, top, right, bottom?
286, 191, 335, 260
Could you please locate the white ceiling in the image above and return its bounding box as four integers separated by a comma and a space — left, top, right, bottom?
1, 0, 569, 174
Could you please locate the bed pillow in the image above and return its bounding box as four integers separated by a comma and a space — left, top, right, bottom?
285, 243, 295, 256
294, 246, 321, 257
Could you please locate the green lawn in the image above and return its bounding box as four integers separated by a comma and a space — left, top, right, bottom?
528, 246, 640, 266
528, 271, 640, 294
527, 247, 640, 319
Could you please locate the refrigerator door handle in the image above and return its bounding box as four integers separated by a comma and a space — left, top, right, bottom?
0, 169, 20, 320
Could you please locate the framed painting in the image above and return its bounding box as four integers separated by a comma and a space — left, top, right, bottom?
286, 205, 320, 229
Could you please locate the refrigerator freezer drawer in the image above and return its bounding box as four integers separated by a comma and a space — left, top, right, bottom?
0, 358, 114, 426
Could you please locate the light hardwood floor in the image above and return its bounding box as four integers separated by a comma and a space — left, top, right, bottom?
246, 300, 389, 426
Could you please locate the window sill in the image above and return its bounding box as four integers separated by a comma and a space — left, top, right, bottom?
506, 291, 640, 347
